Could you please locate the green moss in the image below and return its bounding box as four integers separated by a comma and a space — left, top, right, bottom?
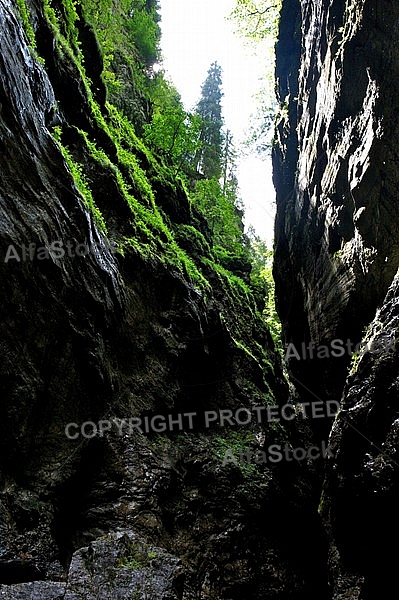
15, 0, 36, 49
53, 128, 107, 233
117, 146, 155, 208
198, 260, 277, 395
44, 4, 254, 307
349, 349, 361, 374
202, 257, 253, 299
173, 224, 212, 260
72, 122, 210, 293
118, 539, 159, 571
106, 103, 151, 157
212, 429, 259, 476
43, 0, 59, 32
60, 0, 82, 55
71, 113, 211, 291
43, 0, 81, 56
333, 249, 344, 261
42, 0, 91, 97
15, 0, 46, 65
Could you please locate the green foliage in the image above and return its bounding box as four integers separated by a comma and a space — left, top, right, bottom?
53, 127, 107, 233
333, 248, 344, 261
144, 104, 202, 176
43, 0, 59, 32
58, 0, 82, 55
42, 0, 278, 353
261, 255, 282, 353
118, 539, 159, 571
15, 0, 37, 49
127, 0, 161, 68
173, 224, 212, 261
81, 0, 161, 127
247, 227, 282, 353
206, 260, 253, 300
221, 129, 237, 193
349, 350, 361, 374
245, 73, 278, 155
43, 0, 280, 363
229, 0, 282, 156
199, 256, 276, 379
59, 108, 211, 293
229, 0, 282, 40
212, 245, 249, 275
106, 102, 155, 162
213, 429, 258, 476
11, 0, 280, 389
107, 52, 250, 283
192, 178, 245, 257
15, 0, 47, 65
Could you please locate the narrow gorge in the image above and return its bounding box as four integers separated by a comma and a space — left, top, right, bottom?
0, 0, 397, 598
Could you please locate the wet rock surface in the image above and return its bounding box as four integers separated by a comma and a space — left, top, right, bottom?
0, 531, 183, 599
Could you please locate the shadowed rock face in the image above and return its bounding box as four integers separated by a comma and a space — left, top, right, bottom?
0, 0, 333, 597
274, 0, 399, 412
320, 274, 399, 598
274, 0, 399, 597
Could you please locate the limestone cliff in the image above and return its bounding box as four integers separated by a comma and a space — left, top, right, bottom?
274, 0, 399, 597
274, 0, 399, 408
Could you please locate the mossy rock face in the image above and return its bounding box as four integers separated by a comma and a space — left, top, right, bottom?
213, 245, 252, 281
0, 531, 183, 599
150, 172, 191, 225
173, 224, 212, 261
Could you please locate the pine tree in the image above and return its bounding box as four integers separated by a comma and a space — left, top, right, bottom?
194, 62, 224, 179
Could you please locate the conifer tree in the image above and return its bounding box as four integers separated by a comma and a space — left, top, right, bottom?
194, 62, 224, 179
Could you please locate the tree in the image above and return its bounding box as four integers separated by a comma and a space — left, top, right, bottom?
194, 62, 224, 179
143, 106, 202, 176
192, 178, 245, 256
246, 227, 282, 350
229, 0, 282, 156
127, 0, 161, 70
229, 0, 281, 40
222, 129, 235, 193
143, 78, 202, 176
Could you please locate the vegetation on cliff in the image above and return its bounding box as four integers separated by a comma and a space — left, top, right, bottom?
15, 0, 283, 355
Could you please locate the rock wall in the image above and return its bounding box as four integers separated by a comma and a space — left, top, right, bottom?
274, 0, 399, 408
322, 275, 399, 597
274, 0, 399, 596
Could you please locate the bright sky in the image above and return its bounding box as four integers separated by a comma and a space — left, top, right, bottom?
159, 0, 276, 246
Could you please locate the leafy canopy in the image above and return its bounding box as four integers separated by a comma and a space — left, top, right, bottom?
143, 80, 202, 177
229, 0, 282, 156
229, 0, 281, 40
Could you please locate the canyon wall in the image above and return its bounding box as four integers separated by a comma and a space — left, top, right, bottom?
274, 0, 399, 596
